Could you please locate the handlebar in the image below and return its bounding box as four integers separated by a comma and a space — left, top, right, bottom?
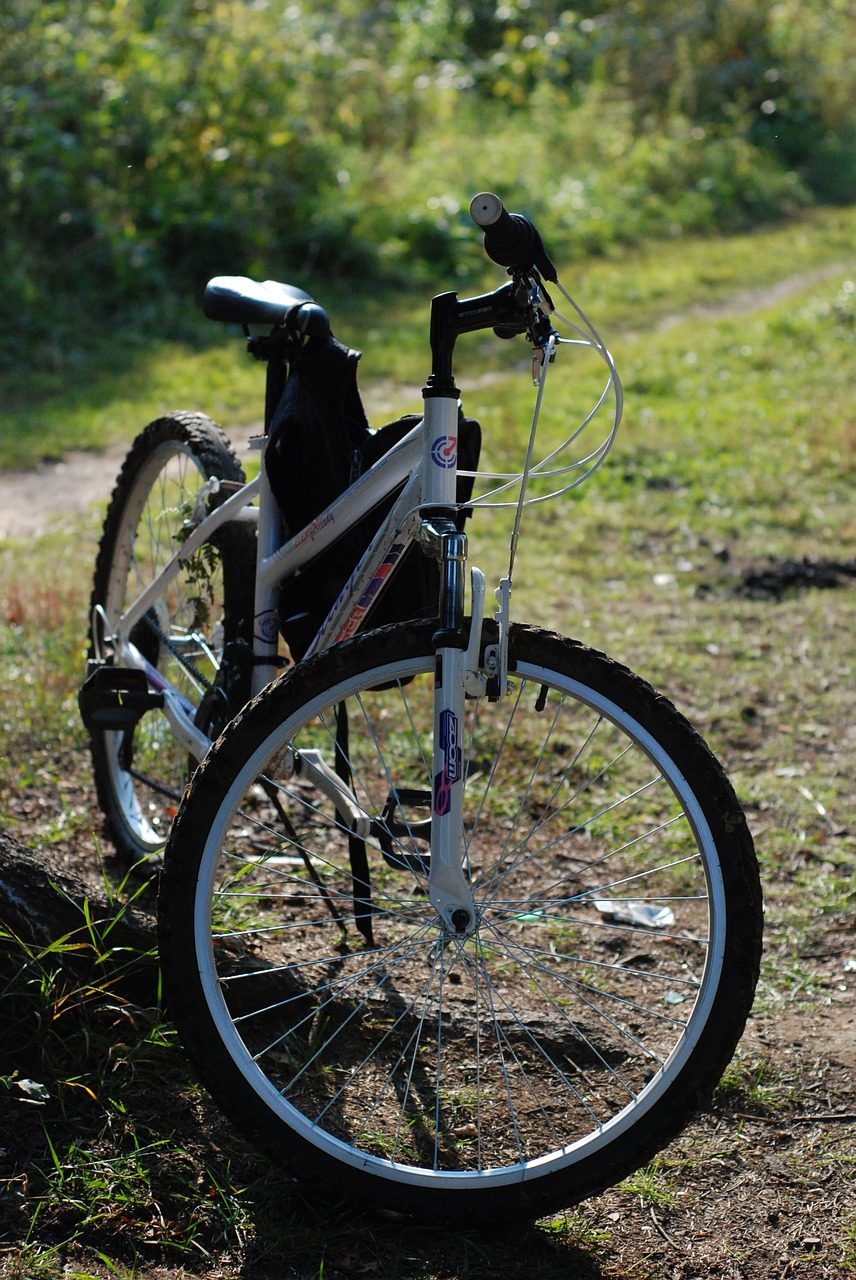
204, 194, 557, 366
469, 193, 557, 284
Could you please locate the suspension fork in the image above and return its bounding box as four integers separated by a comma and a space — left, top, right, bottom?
419, 391, 486, 937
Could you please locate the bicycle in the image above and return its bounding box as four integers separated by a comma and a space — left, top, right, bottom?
80, 193, 762, 1224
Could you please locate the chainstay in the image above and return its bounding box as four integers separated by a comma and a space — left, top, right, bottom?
127, 766, 183, 802
141, 610, 215, 692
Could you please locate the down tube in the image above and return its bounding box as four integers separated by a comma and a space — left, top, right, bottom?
252, 423, 423, 687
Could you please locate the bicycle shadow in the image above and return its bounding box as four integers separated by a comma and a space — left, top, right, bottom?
237, 1168, 612, 1279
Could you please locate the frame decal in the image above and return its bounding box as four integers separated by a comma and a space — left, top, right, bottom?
334, 542, 408, 642
433, 709, 462, 816
430, 435, 457, 469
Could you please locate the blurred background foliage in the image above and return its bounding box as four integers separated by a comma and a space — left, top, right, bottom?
2, 0, 855, 368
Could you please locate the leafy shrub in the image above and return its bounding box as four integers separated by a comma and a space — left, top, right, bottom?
0, 0, 854, 367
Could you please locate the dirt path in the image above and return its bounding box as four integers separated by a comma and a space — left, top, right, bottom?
0, 426, 259, 540
0, 380, 417, 540
1, 262, 850, 540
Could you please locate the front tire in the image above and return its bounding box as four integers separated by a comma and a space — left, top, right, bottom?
159, 621, 761, 1223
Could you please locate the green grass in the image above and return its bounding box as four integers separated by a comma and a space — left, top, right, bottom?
2, 204, 856, 470
1, 208, 855, 1277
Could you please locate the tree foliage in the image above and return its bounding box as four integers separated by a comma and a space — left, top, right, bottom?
2, 0, 854, 363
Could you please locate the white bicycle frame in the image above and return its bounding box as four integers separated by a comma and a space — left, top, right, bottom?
108, 417, 421, 738
104, 388, 483, 931
98, 253, 613, 934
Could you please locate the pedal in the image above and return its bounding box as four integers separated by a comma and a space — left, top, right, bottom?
78, 664, 165, 731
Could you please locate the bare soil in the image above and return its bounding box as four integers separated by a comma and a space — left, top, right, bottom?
0, 426, 258, 541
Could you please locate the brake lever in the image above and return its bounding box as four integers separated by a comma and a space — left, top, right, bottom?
532, 341, 557, 386
524, 278, 558, 384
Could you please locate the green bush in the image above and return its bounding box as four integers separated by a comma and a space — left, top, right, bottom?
1, 0, 854, 369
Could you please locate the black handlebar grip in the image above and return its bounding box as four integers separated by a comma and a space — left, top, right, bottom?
470, 191, 515, 232
469, 192, 557, 283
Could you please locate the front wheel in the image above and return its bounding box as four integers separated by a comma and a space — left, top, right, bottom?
158, 621, 762, 1224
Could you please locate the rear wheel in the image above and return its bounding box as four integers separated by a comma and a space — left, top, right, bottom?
88, 411, 253, 861
158, 621, 762, 1223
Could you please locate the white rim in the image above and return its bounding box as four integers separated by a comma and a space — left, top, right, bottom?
191, 646, 727, 1191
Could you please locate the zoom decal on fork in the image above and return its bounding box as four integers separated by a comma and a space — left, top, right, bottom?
433, 708, 462, 815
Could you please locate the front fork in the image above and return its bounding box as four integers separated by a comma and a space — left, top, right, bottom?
420, 517, 485, 937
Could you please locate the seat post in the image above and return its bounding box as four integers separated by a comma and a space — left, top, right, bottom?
245, 330, 290, 435
263, 336, 289, 435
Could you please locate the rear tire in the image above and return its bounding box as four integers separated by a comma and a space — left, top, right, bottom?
88, 412, 253, 861
159, 620, 762, 1223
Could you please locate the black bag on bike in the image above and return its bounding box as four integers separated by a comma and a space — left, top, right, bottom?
265, 334, 480, 660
